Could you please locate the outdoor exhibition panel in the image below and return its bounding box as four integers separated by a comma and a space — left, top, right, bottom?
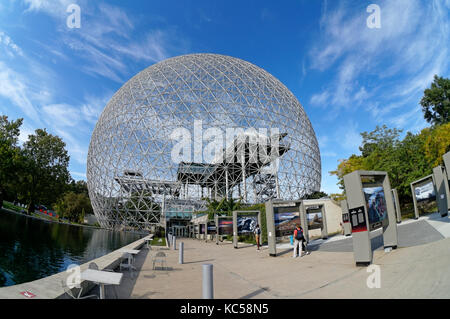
300, 201, 328, 241
207, 220, 216, 241
444, 151, 450, 177
344, 170, 398, 266
341, 200, 352, 236
265, 200, 302, 257
232, 210, 262, 249
410, 174, 437, 219
433, 165, 449, 217
444, 151, 450, 212
391, 189, 402, 223
214, 214, 233, 244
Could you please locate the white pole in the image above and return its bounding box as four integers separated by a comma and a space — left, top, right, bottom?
202, 264, 214, 299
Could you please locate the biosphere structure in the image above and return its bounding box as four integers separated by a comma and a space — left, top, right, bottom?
87, 53, 321, 231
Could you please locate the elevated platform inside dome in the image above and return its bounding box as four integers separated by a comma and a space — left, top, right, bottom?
176, 132, 290, 190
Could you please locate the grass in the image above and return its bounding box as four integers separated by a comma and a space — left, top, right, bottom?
400, 201, 438, 220
2, 201, 24, 213
2, 201, 88, 227
151, 237, 166, 246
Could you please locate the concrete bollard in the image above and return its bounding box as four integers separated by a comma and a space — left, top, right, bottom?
202, 264, 214, 299
179, 242, 184, 264
173, 236, 177, 250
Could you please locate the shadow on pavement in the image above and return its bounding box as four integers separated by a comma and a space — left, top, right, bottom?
239, 287, 271, 299
183, 259, 215, 264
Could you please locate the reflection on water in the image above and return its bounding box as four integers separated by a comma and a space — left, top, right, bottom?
0, 210, 143, 287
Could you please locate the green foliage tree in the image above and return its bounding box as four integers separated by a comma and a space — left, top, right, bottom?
329, 155, 365, 191
203, 197, 242, 219
66, 179, 89, 196
422, 122, 450, 167
359, 125, 402, 157
54, 192, 93, 223
0, 116, 23, 209
19, 129, 70, 214
302, 191, 328, 199
330, 122, 449, 208
420, 75, 450, 125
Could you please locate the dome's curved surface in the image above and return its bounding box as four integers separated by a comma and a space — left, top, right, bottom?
87, 53, 321, 230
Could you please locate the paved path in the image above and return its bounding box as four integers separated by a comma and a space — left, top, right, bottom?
278, 212, 447, 253
106, 213, 450, 299
112, 235, 450, 299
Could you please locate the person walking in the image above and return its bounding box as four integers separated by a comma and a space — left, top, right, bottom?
254, 224, 261, 250
293, 224, 304, 258
301, 234, 311, 256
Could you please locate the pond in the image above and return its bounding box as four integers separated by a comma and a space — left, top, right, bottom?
0, 209, 144, 287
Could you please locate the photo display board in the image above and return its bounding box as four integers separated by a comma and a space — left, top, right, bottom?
306, 206, 323, 230
349, 206, 367, 232
218, 218, 233, 235
361, 175, 389, 231
274, 207, 300, 238
342, 212, 350, 223
237, 215, 258, 234
207, 222, 216, 234
414, 178, 436, 203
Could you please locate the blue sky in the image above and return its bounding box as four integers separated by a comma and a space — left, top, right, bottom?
0, 0, 448, 194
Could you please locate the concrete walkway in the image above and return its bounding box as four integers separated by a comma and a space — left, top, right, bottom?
115, 235, 450, 299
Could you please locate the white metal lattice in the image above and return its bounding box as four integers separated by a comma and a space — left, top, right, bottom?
87, 53, 321, 231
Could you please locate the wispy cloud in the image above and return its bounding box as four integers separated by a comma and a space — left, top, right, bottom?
309, 0, 449, 129
0, 31, 24, 57
0, 62, 41, 121
23, 0, 77, 18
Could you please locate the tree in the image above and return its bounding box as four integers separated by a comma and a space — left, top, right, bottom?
54, 192, 93, 223
329, 155, 365, 190
303, 191, 328, 199
359, 125, 402, 157
19, 129, 70, 213
66, 179, 89, 196
422, 122, 450, 167
420, 75, 450, 125
203, 197, 243, 219
0, 116, 23, 210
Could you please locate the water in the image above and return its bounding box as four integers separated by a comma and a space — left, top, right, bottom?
0, 209, 144, 287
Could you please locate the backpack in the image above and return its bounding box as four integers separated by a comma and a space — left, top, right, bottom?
255, 227, 261, 235
295, 228, 303, 240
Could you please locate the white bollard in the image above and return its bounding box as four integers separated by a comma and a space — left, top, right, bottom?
179, 242, 184, 264
173, 236, 177, 250
202, 264, 214, 299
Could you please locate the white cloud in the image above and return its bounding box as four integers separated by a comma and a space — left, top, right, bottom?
310, 90, 330, 107
80, 93, 112, 124
0, 62, 40, 121
23, 0, 75, 17
0, 31, 24, 57
308, 0, 448, 128
42, 104, 81, 127
18, 123, 35, 144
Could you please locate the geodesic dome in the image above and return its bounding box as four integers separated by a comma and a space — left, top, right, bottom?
87, 53, 321, 230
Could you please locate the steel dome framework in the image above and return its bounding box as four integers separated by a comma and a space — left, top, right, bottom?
87, 53, 321, 231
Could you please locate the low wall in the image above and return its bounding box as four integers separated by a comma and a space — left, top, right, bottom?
0, 237, 147, 299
